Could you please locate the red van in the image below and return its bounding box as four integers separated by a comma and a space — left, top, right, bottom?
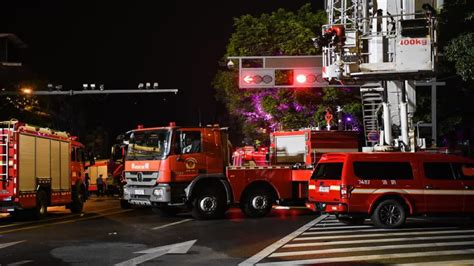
307, 152, 474, 228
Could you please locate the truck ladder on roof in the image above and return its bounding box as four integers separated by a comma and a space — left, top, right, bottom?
360, 83, 384, 146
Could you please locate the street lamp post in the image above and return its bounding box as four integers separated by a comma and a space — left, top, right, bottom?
0, 83, 178, 96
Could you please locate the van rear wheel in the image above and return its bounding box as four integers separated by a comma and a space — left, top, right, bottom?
371, 199, 406, 229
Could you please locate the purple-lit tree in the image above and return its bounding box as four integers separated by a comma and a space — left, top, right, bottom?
213, 4, 361, 144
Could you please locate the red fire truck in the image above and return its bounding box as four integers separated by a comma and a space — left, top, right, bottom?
122, 122, 358, 219
86, 158, 123, 195
0, 120, 86, 219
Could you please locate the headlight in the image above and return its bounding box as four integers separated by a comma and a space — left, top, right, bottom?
124, 188, 130, 195
153, 188, 164, 197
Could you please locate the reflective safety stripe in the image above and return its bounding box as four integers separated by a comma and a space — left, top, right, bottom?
352, 188, 472, 196
312, 148, 358, 153
330, 185, 340, 191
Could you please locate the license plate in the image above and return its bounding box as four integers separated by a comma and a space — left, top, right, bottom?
318, 186, 330, 192
135, 189, 145, 195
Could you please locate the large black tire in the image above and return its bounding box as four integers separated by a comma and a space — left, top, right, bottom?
338, 216, 366, 225
152, 206, 180, 217
70, 184, 84, 213
33, 190, 48, 219
371, 199, 407, 229
120, 199, 131, 209
191, 186, 226, 220
241, 188, 273, 218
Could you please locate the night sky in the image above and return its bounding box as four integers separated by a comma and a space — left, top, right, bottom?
0, 1, 323, 143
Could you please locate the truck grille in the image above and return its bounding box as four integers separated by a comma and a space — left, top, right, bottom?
125, 171, 159, 186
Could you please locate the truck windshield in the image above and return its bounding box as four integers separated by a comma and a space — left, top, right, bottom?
126, 130, 170, 160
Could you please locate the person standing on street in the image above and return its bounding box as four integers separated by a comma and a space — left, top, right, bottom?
84, 173, 91, 199
97, 174, 104, 196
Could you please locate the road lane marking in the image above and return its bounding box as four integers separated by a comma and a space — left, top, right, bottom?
302, 226, 458, 236
0, 209, 133, 234
294, 229, 474, 241
284, 234, 474, 248
271, 240, 474, 257
238, 214, 328, 266
0, 240, 25, 249
6, 260, 34, 266
257, 248, 474, 265
151, 219, 193, 230
115, 239, 196, 266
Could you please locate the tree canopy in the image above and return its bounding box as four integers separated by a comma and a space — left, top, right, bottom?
213, 4, 361, 144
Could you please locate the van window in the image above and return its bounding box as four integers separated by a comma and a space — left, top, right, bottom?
353, 162, 413, 180
311, 163, 343, 180
454, 163, 474, 180
424, 163, 455, 180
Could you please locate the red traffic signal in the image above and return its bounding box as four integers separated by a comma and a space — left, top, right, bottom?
293, 69, 320, 86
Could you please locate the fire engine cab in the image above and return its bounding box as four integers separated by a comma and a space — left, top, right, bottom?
0, 120, 86, 218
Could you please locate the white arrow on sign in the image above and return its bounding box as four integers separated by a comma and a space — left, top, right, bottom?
115, 239, 197, 266
243, 75, 253, 83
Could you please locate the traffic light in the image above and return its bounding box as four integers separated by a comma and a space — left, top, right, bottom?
239, 68, 325, 88
240, 69, 275, 88
293, 68, 322, 87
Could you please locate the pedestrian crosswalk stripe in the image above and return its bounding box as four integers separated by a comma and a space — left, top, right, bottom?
317, 219, 341, 223
284, 234, 474, 248
309, 225, 374, 230
302, 226, 458, 236
238, 214, 329, 266
257, 248, 474, 265
270, 240, 474, 258
394, 259, 474, 265
294, 229, 474, 241
314, 222, 345, 226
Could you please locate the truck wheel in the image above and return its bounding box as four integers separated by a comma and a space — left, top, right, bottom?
371, 199, 406, 229
120, 199, 131, 209
152, 206, 179, 217
242, 188, 273, 218
338, 217, 365, 225
70, 184, 84, 213
191, 187, 226, 220
33, 190, 48, 219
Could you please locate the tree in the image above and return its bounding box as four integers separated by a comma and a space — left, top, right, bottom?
434, 1, 474, 149
213, 4, 361, 144
442, 1, 474, 82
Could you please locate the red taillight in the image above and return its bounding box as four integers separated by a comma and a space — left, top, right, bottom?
340, 185, 354, 199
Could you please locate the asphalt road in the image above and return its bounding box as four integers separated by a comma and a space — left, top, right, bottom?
1, 197, 474, 265
0, 196, 315, 265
